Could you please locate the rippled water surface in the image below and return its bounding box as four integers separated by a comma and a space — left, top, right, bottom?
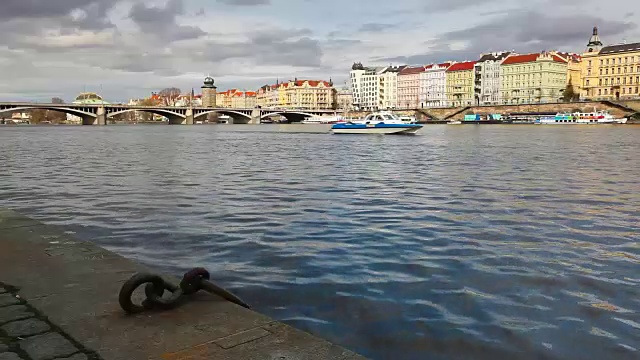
1, 125, 639, 359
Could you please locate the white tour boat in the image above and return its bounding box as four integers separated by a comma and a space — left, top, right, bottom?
331, 112, 423, 135
536, 111, 627, 124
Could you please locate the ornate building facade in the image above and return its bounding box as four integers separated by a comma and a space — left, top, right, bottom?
581, 27, 640, 100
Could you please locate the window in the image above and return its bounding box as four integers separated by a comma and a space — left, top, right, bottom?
625, 67, 628, 73
599, 89, 602, 95
600, 69, 603, 75
599, 79, 603, 85
625, 57, 629, 63
636, 87, 639, 94
618, 78, 621, 84
588, 60, 592, 66
606, 69, 609, 75
606, 59, 610, 65
586, 79, 590, 86
588, 69, 592, 75
600, 59, 604, 65
604, 89, 608, 95
623, 88, 626, 94
624, 78, 627, 85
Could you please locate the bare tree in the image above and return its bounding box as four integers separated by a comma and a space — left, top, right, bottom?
138, 98, 158, 122
158, 88, 181, 106
51, 97, 65, 104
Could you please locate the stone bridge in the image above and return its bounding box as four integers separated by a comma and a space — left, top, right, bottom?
0, 102, 342, 125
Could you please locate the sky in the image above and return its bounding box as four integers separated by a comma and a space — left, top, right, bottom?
1, 0, 639, 102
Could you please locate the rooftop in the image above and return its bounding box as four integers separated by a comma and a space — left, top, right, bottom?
501, 53, 566, 65
599, 42, 640, 55
478, 52, 511, 62
399, 66, 426, 75
447, 61, 476, 71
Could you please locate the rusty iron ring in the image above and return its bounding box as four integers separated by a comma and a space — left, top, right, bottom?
179, 267, 210, 295
118, 273, 166, 314
143, 279, 183, 310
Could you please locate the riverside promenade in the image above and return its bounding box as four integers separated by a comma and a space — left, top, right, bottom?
0, 208, 365, 360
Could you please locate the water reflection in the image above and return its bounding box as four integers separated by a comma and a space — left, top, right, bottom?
1, 125, 639, 360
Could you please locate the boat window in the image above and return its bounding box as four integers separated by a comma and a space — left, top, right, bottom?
383, 114, 395, 120
375, 116, 384, 121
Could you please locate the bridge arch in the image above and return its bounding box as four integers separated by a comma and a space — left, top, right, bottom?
259, 111, 318, 119
193, 110, 251, 120
106, 108, 185, 119
0, 106, 96, 119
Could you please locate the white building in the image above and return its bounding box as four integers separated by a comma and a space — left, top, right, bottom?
379, 66, 404, 109
419, 62, 452, 108
336, 85, 353, 110
474, 52, 511, 105
398, 66, 425, 109
350, 62, 404, 110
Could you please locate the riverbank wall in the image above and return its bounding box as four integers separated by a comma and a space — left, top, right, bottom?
0, 208, 365, 360
345, 100, 640, 123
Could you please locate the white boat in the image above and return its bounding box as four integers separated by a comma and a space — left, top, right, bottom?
447, 121, 462, 125
302, 115, 341, 124
331, 112, 423, 135
398, 116, 417, 124
536, 111, 627, 124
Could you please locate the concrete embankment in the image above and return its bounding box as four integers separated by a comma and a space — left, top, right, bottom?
0, 208, 365, 360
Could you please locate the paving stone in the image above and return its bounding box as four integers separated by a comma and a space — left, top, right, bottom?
19, 333, 77, 360
1, 319, 50, 337
0, 295, 20, 308
57, 354, 87, 360
0, 306, 34, 325
0, 353, 21, 360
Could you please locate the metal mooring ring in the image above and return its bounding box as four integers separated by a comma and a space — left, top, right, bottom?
118, 273, 166, 314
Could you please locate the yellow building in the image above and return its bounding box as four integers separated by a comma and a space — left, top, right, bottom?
446, 61, 476, 106
255, 79, 336, 109
554, 52, 582, 100
215, 89, 238, 108
230, 91, 257, 108
581, 27, 640, 100
256, 85, 277, 108
501, 52, 568, 104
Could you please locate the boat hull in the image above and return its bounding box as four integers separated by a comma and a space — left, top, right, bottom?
331, 124, 423, 135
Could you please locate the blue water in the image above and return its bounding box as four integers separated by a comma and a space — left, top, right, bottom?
1, 125, 639, 360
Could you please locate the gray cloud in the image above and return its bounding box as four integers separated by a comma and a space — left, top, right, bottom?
129, 0, 206, 41
424, 0, 498, 13
358, 23, 397, 33
1, 0, 120, 30
217, 0, 270, 5
1, 0, 117, 19
198, 31, 323, 67
378, 11, 636, 65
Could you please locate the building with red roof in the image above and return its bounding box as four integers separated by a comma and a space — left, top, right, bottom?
419, 62, 453, 108
398, 66, 427, 109
500, 51, 568, 104
446, 61, 477, 106
255, 78, 336, 109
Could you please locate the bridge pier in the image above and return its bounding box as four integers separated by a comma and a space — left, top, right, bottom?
250, 108, 261, 124
96, 107, 106, 125
185, 108, 194, 125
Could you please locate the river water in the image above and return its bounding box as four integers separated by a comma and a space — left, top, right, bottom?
1, 125, 639, 360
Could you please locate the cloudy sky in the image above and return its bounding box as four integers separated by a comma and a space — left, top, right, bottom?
1, 0, 638, 102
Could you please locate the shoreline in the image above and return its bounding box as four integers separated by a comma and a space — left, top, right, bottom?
0, 208, 366, 360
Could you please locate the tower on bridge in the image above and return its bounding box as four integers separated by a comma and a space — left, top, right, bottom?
201, 76, 217, 107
